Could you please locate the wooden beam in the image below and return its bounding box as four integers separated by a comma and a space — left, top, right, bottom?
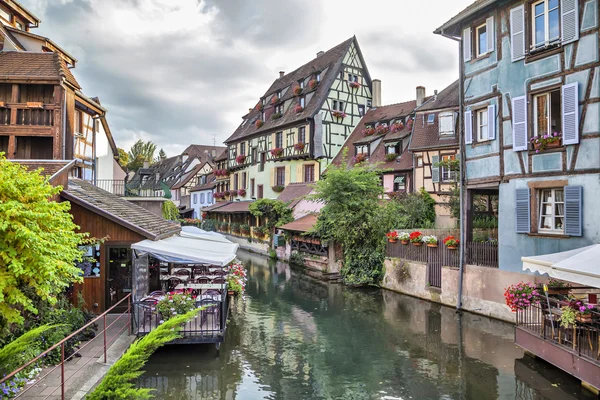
7, 135, 15, 159
0, 126, 54, 136
10, 84, 18, 125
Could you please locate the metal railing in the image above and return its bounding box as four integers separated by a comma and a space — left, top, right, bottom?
94, 180, 165, 197
0, 294, 132, 399
517, 297, 600, 365
386, 241, 498, 268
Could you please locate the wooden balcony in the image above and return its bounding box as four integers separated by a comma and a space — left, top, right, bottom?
0, 103, 58, 136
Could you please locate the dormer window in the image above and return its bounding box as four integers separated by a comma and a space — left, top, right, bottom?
277, 90, 282, 98
439, 112, 455, 136
356, 144, 369, 156
299, 96, 305, 108
316, 72, 321, 82
299, 80, 305, 89
332, 100, 344, 111
427, 114, 435, 124
274, 104, 284, 114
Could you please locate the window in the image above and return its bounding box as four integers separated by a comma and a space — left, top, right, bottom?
441, 155, 457, 182
393, 175, 406, 192
259, 152, 266, 172
304, 164, 315, 183
539, 188, 564, 233
356, 145, 369, 156
257, 184, 264, 199
476, 23, 487, 56
299, 80, 305, 89
240, 142, 245, 156
386, 145, 399, 155
200, 193, 205, 204
275, 132, 283, 149
532, 0, 560, 49
298, 127, 306, 143
348, 74, 359, 82
193, 194, 197, 204
234, 174, 239, 190
332, 100, 344, 111
274, 104, 283, 114
250, 178, 255, 197
277, 91, 282, 99
316, 72, 321, 82
439, 112, 455, 136
242, 172, 247, 189
300, 96, 305, 108
276, 167, 285, 186
427, 114, 435, 124
417, 156, 423, 167
476, 109, 489, 142
75, 245, 100, 277
358, 105, 365, 116
533, 89, 561, 137
208, 192, 213, 203
261, 111, 265, 121
16, 21, 24, 31
367, 99, 372, 108
252, 148, 257, 165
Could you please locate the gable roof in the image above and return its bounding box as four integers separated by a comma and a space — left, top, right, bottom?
4, 26, 77, 65
276, 182, 314, 209
0, 51, 80, 89
189, 174, 216, 192
61, 179, 180, 240
225, 37, 364, 144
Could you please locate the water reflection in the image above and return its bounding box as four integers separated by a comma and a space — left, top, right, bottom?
139, 251, 594, 399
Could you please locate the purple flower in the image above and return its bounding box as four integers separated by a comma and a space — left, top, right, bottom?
536, 149, 540, 153
579, 306, 586, 312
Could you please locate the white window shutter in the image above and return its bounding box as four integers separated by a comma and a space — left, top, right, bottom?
464, 110, 473, 144
431, 155, 440, 183
562, 82, 579, 145
487, 104, 496, 140
561, 0, 580, 44
564, 186, 582, 236
515, 188, 531, 233
512, 96, 528, 151
510, 5, 525, 61
463, 27, 472, 62
486, 16, 495, 53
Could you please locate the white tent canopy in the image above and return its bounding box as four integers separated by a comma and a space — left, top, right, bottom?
180, 226, 233, 243
522, 244, 600, 288
132, 231, 239, 266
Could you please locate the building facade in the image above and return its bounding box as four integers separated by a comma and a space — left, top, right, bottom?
436, 0, 600, 271
189, 173, 216, 219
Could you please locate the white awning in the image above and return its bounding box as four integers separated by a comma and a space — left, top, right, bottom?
180, 226, 232, 244
131, 233, 238, 266
522, 245, 600, 288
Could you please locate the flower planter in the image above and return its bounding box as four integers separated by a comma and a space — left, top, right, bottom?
412, 242, 423, 247
446, 246, 457, 250
228, 290, 236, 296
427, 244, 438, 248
401, 240, 409, 245
534, 140, 561, 150
546, 288, 571, 295
388, 238, 398, 243
576, 314, 592, 323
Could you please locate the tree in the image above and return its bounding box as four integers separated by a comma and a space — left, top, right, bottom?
126, 140, 157, 172
117, 148, 129, 169
0, 156, 88, 326
309, 149, 392, 286
161, 200, 180, 221
386, 188, 437, 229
248, 199, 293, 245
156, 148, 167, 162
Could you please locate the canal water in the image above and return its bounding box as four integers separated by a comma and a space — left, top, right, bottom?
138, 251, 596, 399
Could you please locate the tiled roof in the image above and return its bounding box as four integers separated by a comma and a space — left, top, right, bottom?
202, 201, 231, 212
434, 0, 497, 35
208, 201, 253, 214
189, 174, 216, 192
225, 37, 358, 144
213, 148, 228, 162
14, 160, 72, 177
415, 80, 459, 112
172, 163, 203, 189
61, 179, 180, 240
0, 51, 80, 89
279, 214, 318, 233
183, 144, 226, 160
276, 183, 314, 209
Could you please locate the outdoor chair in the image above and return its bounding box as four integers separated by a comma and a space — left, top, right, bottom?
149, 290, 165, 297
174, 269, 191, 278
195, 276, 210, 284
138, 299, 158, 332
212, 277, 225, 284
168, 277, 183, 291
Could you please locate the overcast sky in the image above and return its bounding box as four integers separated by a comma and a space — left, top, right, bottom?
22, 0, 472, 155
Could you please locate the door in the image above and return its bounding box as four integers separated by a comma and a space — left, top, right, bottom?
106, 246, 133, 312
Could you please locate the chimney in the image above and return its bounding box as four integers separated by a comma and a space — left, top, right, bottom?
279, 71, 285, 78
143, 161, 149, 169
316, 51, 325, 57
372, 79, 382, 107
182, 153, 188, 163
249, 108, 253, 113
416, 86, 426, 107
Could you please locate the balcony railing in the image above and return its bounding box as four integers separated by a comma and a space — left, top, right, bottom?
94, 179, 166, 198
0, 104, 57, 126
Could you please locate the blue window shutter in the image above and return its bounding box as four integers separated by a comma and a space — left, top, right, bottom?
463, 27, 472, 62
431, 155, 440, 183
515, 188, 530, 233
564, 186, 582, 236
464, 111, 473, 144
512, 96, 528, 151
561, 0, 579, 45
486, 16, 495, 53
562, 83, 579, 145
487, 104, 496, 140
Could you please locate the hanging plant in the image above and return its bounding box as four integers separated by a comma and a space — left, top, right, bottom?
376, 124, 389, 135
385, 153, 398, 162
293, 86, 303, 96
504, 282, 540, 312
294, 105, 304, 113
309, 79, 319, 90
349, 81, 361, 89
332, 110, 346, 119
391, 122, 405, 132
223, 190, 231, 197
272, 185, 285, 193
230, 189, 238, 197
271, 95, 279, 105
270, 148, 284, 157
362, 127, 375, 136
443, 235, 459, 249
271, 112, 282, 120
406, 118, 414, 130
235, 154, 246, 164
294, 142, 305, 152
255, 120, 264, 129
256, 103, 264, 112
238, 188, 247, 197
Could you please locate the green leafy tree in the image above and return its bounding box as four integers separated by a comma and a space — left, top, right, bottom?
248, 199, 293, 245
0, 156, 87, 326
117, 148, 129, 169
157, 148, 167, 162
161, 200, 180, 221
87, 308, 201, 400
309, 149, 392, 286
126, 140, 157, 172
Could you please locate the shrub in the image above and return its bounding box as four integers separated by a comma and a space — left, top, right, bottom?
240, 224, 250, 235
156, 292, 196, 321
162, 200, 180, 221
201, 219, 217, 232
289, 252, 306, 267
231, 223, 241, 234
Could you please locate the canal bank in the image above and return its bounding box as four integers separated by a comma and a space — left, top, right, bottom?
137, 250, 595, 399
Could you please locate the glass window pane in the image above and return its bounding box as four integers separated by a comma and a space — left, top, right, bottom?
548, 0, 558, 9
535, 15, 545, 45
540, 216, 553, 229
535, 95, 549, 135
549, 9, 559, 41
478, 26, 487, 54
555, 217, 564, 230
555, 189, 564, 202
542, 189, 551, 202
555, 203, 564, 216
534, 2, 545, 16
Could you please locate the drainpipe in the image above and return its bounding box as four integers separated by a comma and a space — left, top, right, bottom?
61, 79, 67, 159
441, 28, 465, 311
92, 116, 99, 184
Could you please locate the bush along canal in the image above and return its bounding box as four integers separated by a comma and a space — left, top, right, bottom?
137, 250, 597, 399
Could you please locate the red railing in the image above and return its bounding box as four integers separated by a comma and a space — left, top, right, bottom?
0, 294, 132, 399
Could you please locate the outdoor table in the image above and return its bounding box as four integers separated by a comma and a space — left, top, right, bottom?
174, 283, 225, 291
160, 275, 191, 281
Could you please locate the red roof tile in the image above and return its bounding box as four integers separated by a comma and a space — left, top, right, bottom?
279, 214, 318, 233
0, 51, 80, 89
276, 183, 314, 209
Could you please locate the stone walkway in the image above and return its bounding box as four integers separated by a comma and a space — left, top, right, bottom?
17, 313, 135, 400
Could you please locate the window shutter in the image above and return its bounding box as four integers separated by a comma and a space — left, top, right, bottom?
431, 155, 440, 183
284, 165, 291, 186
562, 83, 579, 145
510, 5, 525, 61
463, 27, 472, 62
487, 104, 496, 140
486, 16, 495, 53
296, 164, 303, 183
561, 0, 579, 44
564, 186, 582, 236
270, 167, 275, 186
515, 188, 531, 233
512, 96, 528, 151
464, 110, 473, 144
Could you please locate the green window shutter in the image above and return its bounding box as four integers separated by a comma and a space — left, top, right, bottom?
515, 188, 530, 233
564, 186, 582, 236
431, 155, 440, 183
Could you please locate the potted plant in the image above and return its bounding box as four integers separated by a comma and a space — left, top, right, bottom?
423, 235, 438, 248
235, 154, 246, 164
271, 112, 282, 120
391, 122, 405, 132
156, 292, 196, 321
543, 278, 572, 295
238, 188, 247, 197
230, 189, 238, 197
294, 105, 304, 113
332, 110, 346, 119
256, 103, 264, 112
308, 79, 318, 90
559, 305, 577, 328
530, 132, 562, 153
398, 232, 410, 245
293, 86, 303, 95
385, 153, 397, 162
568, 299, 595, 323
443, 235, 459, 250
386, 231, 399, 243
362, 127, 376, 136
349, 81, 361, 89
226, 261, 247, 296
271, 95, 279, 105
224, 190, 231, 197
353, 153, 367, 164
294, 142, 306, 152
240, 224, 250, 235
376, 125, 389, 135
272, 185, 285, 193
270, 148, 284, 157
409, 231, 423, 246
406, 118, 414, 130
255, 120, 264, 129
504, 282, 540, 312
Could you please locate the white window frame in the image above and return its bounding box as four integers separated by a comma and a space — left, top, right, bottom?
417, 156, 423, 167
533, 90, 561, 138
356, 145, 369, 156
538, 188, 564, 234
476, 109, 489, 142
439, 112, 455, 136
441, 155, 457, 182
476, 23, 488, 56
531, 0, 560, 49
300, 96, 305, 108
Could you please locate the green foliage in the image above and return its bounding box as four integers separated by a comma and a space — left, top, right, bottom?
157, 149, 167, 162
126, 140, 157, 172
240, 224, 250, 234
117, 148, 129, 169
445, 184, 461, 222
201, 219, 217, 232
289, 252, 306, 267
559, 306, 577, 328
230, 222, 241, 233
309, 149, 391, 286
156, 292, 196, 321
87, 309, 201, 400
386, 188, 436, 229
473, 215, 498, 229
0, 324, 62, 375
248, 199, 293, 244
161, 201, 180, 221
0, 156, 87, 326
268, 249, 278, 260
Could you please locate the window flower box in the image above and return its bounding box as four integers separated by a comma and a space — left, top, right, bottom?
332, 110, 346, 119
230, 189, 238, 196
504, 282, 540, 312
362, 127, 375, 136
409, 231, 423, 245
235, 154, 246, 164
443, 235, 459, 249
272, 185, 285, 193
391, 122, 404, 132
530, 132, 562, 153
349, 81, 361, 89
406, 119, 414, 130
398, 232, 410, 244
270, 148, 284, 157
294, 142, 305, 152
309, 79, 319, 90
271, 95, 279, 105
255, 120, 264, 129
271, 112, 282, 120
294, 105, 304, 113
385, 153, 398, 162
376, 125, 389, 135
238, 188, 246, 197
293, 86, 303, 96
353, 153, 367, 164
